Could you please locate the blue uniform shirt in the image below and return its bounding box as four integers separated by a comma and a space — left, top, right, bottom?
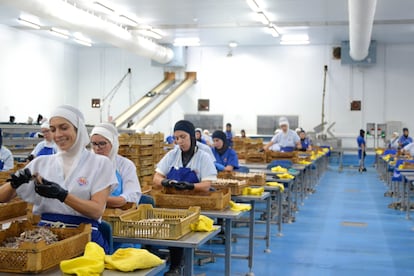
212, 147, 239, 170
225, 131, 233, 147
357, 136, 366, 149
300, 138, 311, 150
398, 135, 413, 148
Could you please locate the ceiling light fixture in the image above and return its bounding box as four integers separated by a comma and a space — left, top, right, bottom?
246, 0, 261, 12
49, 27, 69, 39
17, 17, 41, 29
256, 12, 270, 25
280, 34, 310, 45
93, 1, 114, 14
229, 41, 238, 48
118, 14, 138, 26
173, 37, 200, 47
74, 38, 92, 47
73, 32, 92, 46
268, 25, 279, 37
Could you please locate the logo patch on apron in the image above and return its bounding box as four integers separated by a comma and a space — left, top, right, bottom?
77, 177, 88, 186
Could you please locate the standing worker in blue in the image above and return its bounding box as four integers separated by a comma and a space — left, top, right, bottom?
225, 123, 234, 148
28, 121, 58, 161
0, 129, 14, 171
263, 117, 301, 152
398, 128, 413, 149
153, 120, 217, 276
357, 129, 367, 172
212, 130, 239, 172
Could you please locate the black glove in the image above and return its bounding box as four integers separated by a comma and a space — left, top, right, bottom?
35, 178, 68, 202
8, 168, 32, 189
27, 154, 35, 161
174, 181, 195, 191
161, 179, 175, 188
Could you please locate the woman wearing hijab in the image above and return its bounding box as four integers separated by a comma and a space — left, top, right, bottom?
28, 121, 58, 160
90, 123, 141, 207
0, 128, 14, 171
153, 120, 217, 276
212, 130, 239, 172
0, 105, 117, 253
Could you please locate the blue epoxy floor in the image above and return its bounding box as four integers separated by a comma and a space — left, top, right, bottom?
189, 164, 414, 276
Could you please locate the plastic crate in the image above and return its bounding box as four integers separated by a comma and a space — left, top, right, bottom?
113, 204, 200, 240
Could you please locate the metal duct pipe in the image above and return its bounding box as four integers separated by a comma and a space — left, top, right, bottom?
0, 0, 174, 64
348, 0, 377, 61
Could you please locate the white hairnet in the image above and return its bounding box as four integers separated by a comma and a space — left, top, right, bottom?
279, 117, 289, 127
91, 123, 119, 167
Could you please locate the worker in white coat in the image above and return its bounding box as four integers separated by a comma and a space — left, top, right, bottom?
90, 123, 141, 207
0, 105, 117, 253
264, 117, 301, 152
0, 128, 14, 171
28, 121, 58, 160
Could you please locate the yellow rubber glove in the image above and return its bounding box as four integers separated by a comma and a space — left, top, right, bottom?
105, 248, 163, 271
266, 182, 285, 192
242, 187, 264, 196
271, 166, 287, 173
229, 200, 252, 211
60, 242, 105, 276
383, 154, 391, 161
190, 215, 215, 232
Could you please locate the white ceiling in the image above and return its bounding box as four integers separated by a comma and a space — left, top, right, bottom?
0, 0, 414, 47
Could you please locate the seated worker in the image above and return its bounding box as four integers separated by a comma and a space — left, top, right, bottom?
153, 120, 217, 276
212, 130, 239, 172
299, 130, 312, 151
0, 105, 117, 253
202, 129, 213, 146
388, 132, 399, 149
225, 123, 234, 148
0, 128, 14, 171
398, 128, 413, 149
28, 121, 58, 161
90, 123, 141, 208
195, 128, 207, 144
240, 129, 247, 139
263, 117, 301, 152
402, 142, 414, 156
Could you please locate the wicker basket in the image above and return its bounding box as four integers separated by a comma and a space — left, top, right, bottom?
212, 179, 249, 195
246, 152, 266, 163
153, 188, 231, 210
217, 172, 266, 186
113, 204, 200, 240
0, 221, 91, 273
0, 171, 12, 184
0, 198, 28, 222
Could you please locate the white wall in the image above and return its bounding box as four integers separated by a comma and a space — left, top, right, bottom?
0, 25, 78, 123
2, 23, 414, 149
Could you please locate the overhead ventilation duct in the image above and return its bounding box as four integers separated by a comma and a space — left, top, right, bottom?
0, 0, 174, 64
348, 0, 377, 61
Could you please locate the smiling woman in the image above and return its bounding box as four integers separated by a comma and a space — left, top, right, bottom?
0, 105, 118, 253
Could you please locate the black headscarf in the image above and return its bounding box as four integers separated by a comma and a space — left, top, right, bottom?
174, 120, 197, 167
360, 129, 365, 137
212, 130, 228, 155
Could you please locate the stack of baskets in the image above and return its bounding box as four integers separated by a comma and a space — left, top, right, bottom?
232, 137, 264, 160
218, 171, 266, 186
118, 132, 166, 189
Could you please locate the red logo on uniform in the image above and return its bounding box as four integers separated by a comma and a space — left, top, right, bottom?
77, 177, 88, 186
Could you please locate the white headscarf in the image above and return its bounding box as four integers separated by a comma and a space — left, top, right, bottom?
90, 123, 119, 169
50, 105, 90, 179
40, 121, 50, 129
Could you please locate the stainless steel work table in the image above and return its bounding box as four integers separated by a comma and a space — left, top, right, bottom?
200, 209, 243, 276
400, 172, 414, 220
114, 228, 221, 276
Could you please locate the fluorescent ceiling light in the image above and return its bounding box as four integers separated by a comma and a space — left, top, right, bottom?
118, 14, 139, 26
74, 38, 92, 47
73, 32, 92, 46
256, 12, 270, 25
246, 0, 261, 12
17, 17, 41, 29
268, 25, 279, 37
229, 41, 238, 48
281, 34, 310, 45
49, 27, 69, 39
93, 1, 114, 14
173, 37, 200, 46
142, 29, 163, 40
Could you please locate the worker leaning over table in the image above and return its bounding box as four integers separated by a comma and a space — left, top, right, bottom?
0, 128, 14, 171
27, 121, 58, 161
90, 122, 141, 208
153, 119, 217, 276
0, 105, 117, 253
263, 117, 301, 152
